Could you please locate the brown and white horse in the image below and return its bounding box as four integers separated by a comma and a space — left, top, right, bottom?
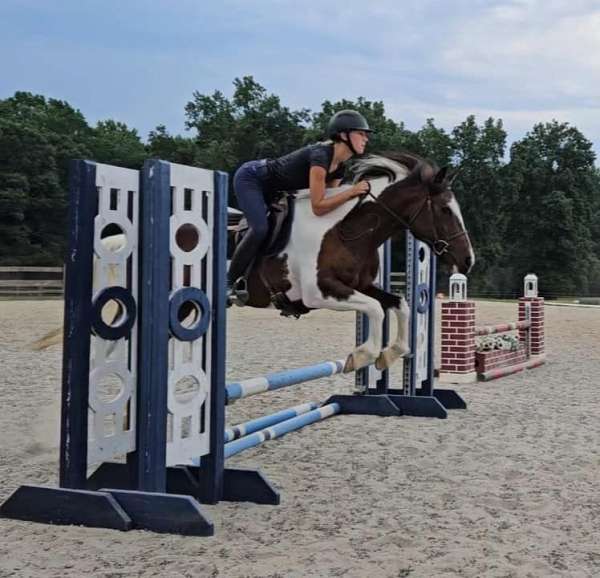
239, 152, 474, 372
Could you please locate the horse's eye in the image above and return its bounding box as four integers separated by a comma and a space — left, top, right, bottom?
441, 206, 452, 215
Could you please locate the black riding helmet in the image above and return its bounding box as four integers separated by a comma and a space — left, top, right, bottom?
327, 110, 373, 139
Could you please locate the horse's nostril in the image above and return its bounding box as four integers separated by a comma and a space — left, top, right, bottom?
466, 256, 472, 268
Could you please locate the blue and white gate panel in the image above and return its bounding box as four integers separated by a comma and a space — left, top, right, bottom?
88, 163, 140, 465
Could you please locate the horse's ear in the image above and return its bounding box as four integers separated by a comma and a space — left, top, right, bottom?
434, 166, 449, 184
419, 163, 435, 183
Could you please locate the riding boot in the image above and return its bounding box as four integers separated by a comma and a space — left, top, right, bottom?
228, 230, 262, 307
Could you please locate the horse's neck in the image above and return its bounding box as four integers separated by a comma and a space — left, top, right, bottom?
343, 179, 422, 249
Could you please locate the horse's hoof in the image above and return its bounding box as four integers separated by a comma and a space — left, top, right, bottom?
375, 346, 410, 370
374, 354, 388, 371
343, 355, 355, 373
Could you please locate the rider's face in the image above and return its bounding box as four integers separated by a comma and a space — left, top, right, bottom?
349, 130, 369, 154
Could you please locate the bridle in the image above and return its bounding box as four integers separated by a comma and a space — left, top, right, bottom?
350, 181, 469, 258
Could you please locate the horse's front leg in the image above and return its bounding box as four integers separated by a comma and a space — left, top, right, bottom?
362, 285, 410, 370
301, 282, 385, 373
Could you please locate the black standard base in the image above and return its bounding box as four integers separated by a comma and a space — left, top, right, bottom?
326, 387, 467, 420
167, 465, 280, 505
87, 462, 280, 506
0, 484, 214, 536
0, 485, 132, 531
380, 387, 467, 418
325, 394, 401, 416
102, 488, 214, 536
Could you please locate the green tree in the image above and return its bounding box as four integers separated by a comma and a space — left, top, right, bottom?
147, 125, 202, 165
88, 120, 146, 168
185, 76, 310, 176
506, 121, 600, 295
416, 119, 455, 167
451, 116, 508, 293
0, 92, 91, 264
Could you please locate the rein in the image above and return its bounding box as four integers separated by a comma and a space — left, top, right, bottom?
339, 184, 467, 258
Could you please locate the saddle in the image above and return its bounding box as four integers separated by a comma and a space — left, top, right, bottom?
233, 193, 296, 259
231, 194, 309, 318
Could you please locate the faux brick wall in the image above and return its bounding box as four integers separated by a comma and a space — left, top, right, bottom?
475, 348, 527, 374
441, 301, 476, 374
518, 297, 545, 356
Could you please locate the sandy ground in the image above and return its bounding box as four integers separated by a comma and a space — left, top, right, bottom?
0, 299, 599, 578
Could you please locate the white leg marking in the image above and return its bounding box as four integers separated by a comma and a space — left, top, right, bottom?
302, 286, 385, 372
376, 296, 410, 369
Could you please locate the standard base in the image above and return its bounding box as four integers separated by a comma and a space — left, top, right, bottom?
324, 394, 401, 416
87, 463, 280, 506
326, 387, 467, 420
0, 484, 214, 536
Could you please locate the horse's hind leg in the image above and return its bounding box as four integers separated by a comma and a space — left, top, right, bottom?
362, 285, 410, 370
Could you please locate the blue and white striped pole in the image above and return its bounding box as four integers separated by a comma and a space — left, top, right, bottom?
224, 403, 341, 459
226, 360, 346, 403
224, 402, 318, 442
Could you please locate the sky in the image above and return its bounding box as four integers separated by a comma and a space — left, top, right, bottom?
2, 0, 600, 159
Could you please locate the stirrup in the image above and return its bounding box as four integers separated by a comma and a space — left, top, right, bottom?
227, 277, 249, 307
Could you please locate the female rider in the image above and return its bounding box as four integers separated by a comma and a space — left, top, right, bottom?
228, 109, 372, 305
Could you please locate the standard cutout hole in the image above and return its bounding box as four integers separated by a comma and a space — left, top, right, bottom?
175, 223, 200, 252
97, 373, 124, 403
100, 298, 127, 327
100, 224, 126, 253
184, 188, 193, 211
174, 375, 200, 403
179, 300, 201, 329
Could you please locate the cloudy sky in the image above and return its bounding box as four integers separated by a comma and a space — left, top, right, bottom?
2, 0, 599, 159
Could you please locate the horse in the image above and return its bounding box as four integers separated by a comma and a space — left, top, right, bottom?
234, 152, 474, 373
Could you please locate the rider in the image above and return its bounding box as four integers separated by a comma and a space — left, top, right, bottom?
227, 109, 373, 305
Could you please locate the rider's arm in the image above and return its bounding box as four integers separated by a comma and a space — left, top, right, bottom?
309, 166, 368, 216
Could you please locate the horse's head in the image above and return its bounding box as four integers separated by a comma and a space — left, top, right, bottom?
404, 162, 474, 274
361, 153, 473, 274
349, 152, 474, 274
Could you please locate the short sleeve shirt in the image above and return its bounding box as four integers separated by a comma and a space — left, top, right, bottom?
265, 143, 345, 192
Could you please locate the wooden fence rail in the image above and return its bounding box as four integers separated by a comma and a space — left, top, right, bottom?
0, 267, 64, 297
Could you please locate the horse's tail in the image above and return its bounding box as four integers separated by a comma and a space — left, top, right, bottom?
30, 327, 63, 350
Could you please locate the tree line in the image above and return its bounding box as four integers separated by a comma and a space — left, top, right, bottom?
1, 77, 599, 297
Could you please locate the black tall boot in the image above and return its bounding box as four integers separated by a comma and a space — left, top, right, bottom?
227, 230, 262, 306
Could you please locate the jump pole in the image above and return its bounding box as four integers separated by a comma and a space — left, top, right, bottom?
225, 402, 319, 442
226, 361, 347, 402
224, 403, 341, 458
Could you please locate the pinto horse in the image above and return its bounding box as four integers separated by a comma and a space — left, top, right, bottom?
236, 152, 474, 373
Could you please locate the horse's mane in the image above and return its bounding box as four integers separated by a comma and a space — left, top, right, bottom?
348, 151, 437, 183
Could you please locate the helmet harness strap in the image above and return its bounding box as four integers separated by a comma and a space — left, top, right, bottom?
342, 131, 359, 156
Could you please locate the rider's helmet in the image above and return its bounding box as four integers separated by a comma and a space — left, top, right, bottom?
327, 110, 372, 139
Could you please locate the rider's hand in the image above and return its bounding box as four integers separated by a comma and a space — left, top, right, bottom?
350, 180, 370, 197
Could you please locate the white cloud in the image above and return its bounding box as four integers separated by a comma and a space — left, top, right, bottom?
440, 1, 600, 103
